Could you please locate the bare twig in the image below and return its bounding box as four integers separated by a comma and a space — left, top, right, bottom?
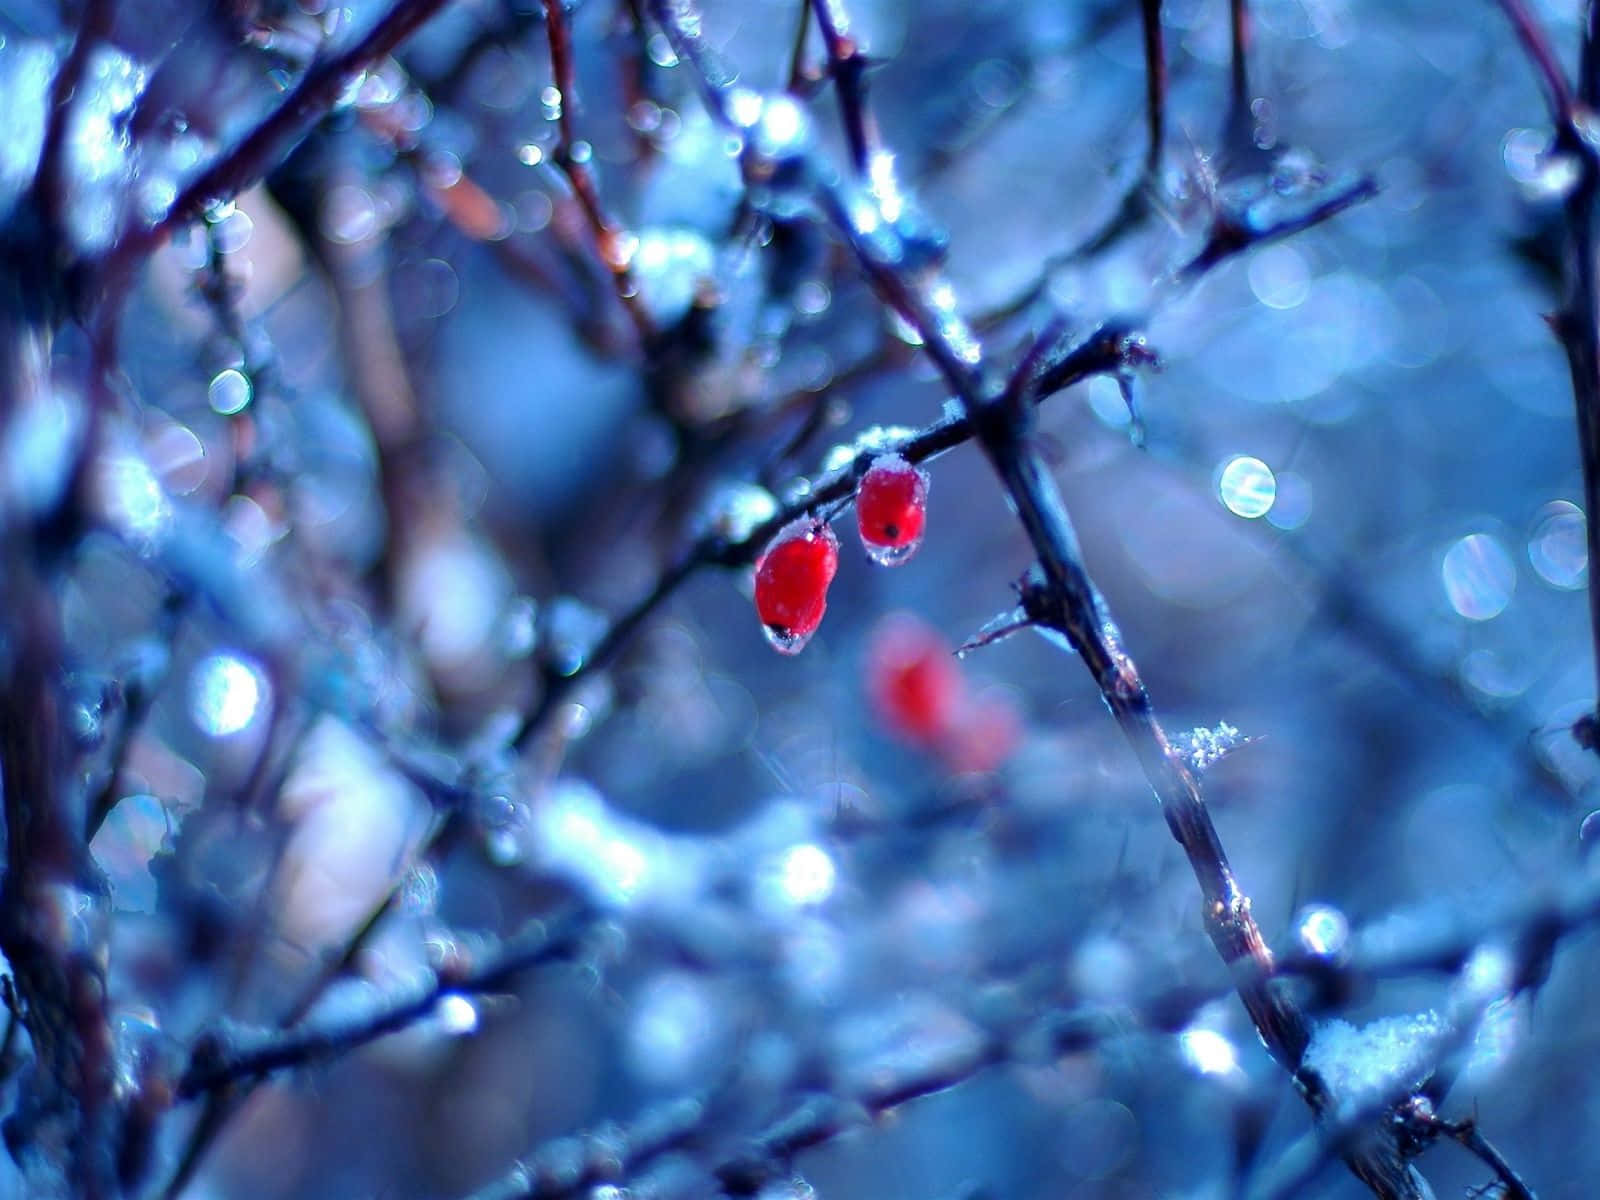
540, 0, 656, 345
178, 907, 592, 1098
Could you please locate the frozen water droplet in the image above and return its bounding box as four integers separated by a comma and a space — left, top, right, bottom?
762, 622, 814, 656
189, 653, 268, 736
1296, 903, 1349, 958
1529, 500, 1587, 589
863, 538, 920, 567
957, 605, 1031, 657
867, 149, 904, 224
1216, 455, 1276, 519
887, 309, 924, 347
1580, 808, 1600, 847
1442, 532, 1516, 620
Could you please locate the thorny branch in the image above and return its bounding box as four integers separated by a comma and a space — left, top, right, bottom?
1494, 0, 1600, 754
633, 0, 1429, 1195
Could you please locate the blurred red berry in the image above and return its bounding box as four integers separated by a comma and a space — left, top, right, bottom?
866, 612, 1022, 772
754, 517, 840, 654
856, 455, 929, 565
865, 612, 961, 743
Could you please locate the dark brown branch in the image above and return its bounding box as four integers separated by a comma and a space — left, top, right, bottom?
540, 0, 657, 345
1495, 0, 1600, 753
1177, 173, 1378, 283
102, 0, 451, 281
0, 547, 115, 1196
810, 0, 879, 174
1140, 0, 1166, 177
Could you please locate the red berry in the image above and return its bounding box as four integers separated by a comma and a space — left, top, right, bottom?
754, 517, 839, 654
856, 455, 929, 565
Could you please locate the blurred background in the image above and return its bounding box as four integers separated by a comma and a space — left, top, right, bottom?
1, 0, 1596, 1196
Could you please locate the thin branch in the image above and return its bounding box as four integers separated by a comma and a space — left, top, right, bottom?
1176, 173, 1378, 283
1494, 0, 1600, 752
177, 907, 592, 1098
1140, 0, 1167, 177
540, 0, 656, 345
1225, 0, 1254, 155
810, 0, 878, 174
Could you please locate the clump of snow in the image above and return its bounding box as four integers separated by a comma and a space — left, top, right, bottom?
1174, 721, 1246, 772
1302, 1010, 1447, 1102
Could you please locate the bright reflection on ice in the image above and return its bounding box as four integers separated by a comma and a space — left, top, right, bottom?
434, 993, 478, 1036
189, 653, 267, 736
0, 40, 53, 221
1178, 1028, 1239, 1076
1529, 500, 1587, 589
1442, 532, 1516, 620
778, 843, 835, 907
208, 367, 253, 415
698, 480, 778, 542
1217, 455, 1276, 519
867, 150, 903, 223
629, 971, 715, 1084
529, 783, 703, 911
1296, 903, 1349, 958
99, 453, 171, 548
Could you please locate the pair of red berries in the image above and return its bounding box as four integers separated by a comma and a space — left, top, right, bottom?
754, 454, 929, 654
